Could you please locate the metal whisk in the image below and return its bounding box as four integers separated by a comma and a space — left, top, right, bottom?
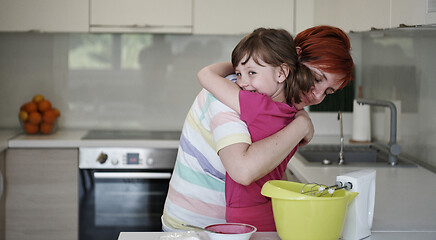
301, 181, 353, 197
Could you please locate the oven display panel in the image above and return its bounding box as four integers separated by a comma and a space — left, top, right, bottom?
126, 153, 140, 165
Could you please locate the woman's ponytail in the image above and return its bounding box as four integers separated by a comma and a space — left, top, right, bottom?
284, 62, 314, 105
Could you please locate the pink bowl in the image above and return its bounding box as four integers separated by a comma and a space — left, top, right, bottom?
205, 223, 257, 240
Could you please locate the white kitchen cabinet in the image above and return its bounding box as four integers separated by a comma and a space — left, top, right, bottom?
393, 0, 436, 25
296, 0, 434, 34
427, 0, 436, 24
193, 0, 295, 35
391, 0, 427, 27
4, 149, 78, 240
312, 0, 391, 32
90, 0, 192, 33
0, 0, 88, 32
294, 0, 315, 35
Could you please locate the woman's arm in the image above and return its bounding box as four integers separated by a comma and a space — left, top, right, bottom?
219, 109, 314, 186
197, 62, 241, 113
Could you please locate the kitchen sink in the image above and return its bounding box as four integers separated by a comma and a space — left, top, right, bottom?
296, 144, 417, 168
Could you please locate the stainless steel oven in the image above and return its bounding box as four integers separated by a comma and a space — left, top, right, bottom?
79, 130, 180, 240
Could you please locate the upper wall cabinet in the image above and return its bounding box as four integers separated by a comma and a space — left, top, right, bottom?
391, 0, 436, 27
193, 0, 295, 35
391, 0, 427, 27
296, 0, 435, 34
427, 0, 436, 24
0, 0, 88, 32
312, 0, 391, 33
90, 0, 192, 33
294, 0, 315, 35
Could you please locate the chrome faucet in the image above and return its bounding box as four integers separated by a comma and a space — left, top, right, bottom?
356, 99, 401, 166
338, 111, 345, 165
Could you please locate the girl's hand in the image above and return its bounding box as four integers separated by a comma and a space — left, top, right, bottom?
294, 109, 314, 146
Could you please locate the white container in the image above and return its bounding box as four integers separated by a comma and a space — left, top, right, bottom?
351, 100, 371, 142
337, 169, 376, 240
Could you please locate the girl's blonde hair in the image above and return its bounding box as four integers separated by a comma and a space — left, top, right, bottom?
231, 28, 313, 105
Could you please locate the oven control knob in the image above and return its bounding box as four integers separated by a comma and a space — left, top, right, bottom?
146, 157, 154, 166
97, 152, 108, 164
111, 158, 119, 165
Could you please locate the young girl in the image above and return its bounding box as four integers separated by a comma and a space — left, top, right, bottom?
198, 28, 346, 231
197, 28, 315, 231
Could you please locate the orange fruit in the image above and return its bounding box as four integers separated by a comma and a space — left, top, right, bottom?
24, 122, 39, 134
32, 94, 45, 103
28, 111, 42, 124
40, 122, 54, 134
22, 101, 38, 113
20, 103, 26, 111
53, 108, 61, 117
42, 109, 57, 124
19, 110, 29, 122
38, 99, 52, 112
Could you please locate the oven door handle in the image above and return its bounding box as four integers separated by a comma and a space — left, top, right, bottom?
93, 172, 171, 179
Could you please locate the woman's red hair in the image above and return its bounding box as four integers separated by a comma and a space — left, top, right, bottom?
295, 25, 354, 89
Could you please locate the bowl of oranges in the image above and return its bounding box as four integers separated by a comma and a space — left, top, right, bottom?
19, 94, 61, 135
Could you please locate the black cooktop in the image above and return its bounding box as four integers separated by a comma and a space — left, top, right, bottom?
82, 130, 182, 140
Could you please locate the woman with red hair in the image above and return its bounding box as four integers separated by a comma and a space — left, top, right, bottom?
293, 25, 354, 109
162, 25, 354, 232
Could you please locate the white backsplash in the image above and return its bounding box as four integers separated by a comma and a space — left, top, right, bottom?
0, 33, 242, 130
350, 28, 436, 168
1, 29, 436, 168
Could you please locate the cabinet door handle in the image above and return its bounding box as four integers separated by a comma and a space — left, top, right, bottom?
93, 172, 171, 179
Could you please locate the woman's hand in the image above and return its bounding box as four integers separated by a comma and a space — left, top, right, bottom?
294, 109, 314, 146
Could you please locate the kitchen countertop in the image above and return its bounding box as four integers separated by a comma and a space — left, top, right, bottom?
7, 130, 180, 149
0, 129, 20, 151
6, 130, 344, 150
288, 147, 436, 235
115, 137, 436, 240
5, 131, 436, 238
118, 231, 436, 240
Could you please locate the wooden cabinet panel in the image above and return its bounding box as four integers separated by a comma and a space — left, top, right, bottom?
193, 0, 295, 35
0, 151, 5, 240
5, 149, 78, 240
90, 0, 192, 33
0, 0, 88, 32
